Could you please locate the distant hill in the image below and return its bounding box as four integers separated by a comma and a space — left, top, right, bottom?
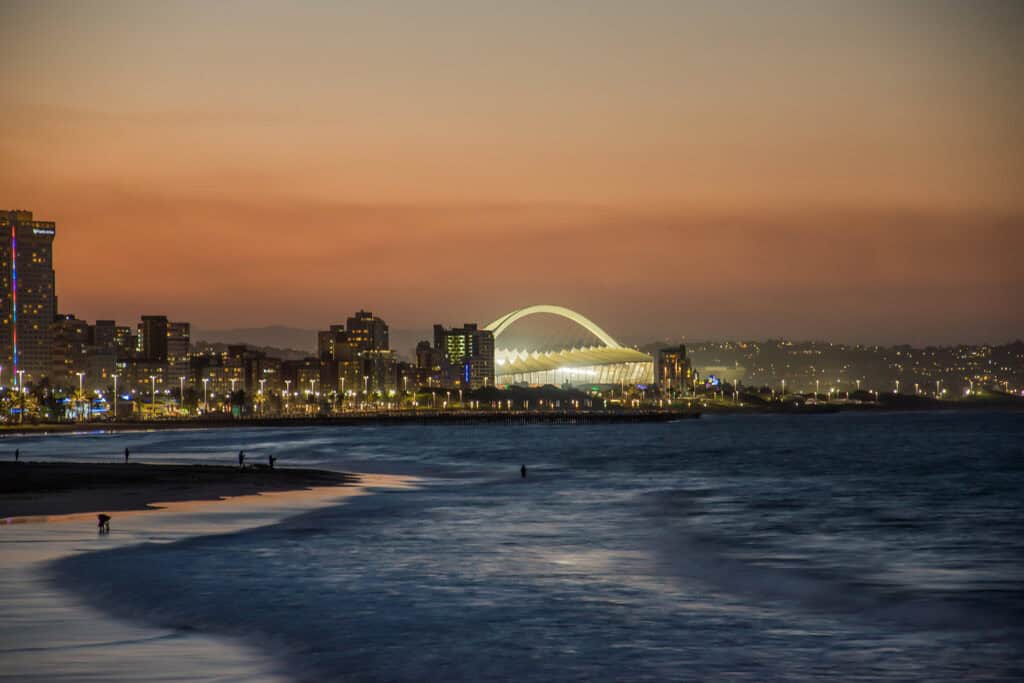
192, 326, 318, 353
192, 325, 429, 361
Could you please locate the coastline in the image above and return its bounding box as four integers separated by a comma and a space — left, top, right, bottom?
0, 399, 1020, 437
0, 463, 414, 682
1, 461, 357, 519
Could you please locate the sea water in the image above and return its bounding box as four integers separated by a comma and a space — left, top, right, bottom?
9, 411, 1024, 681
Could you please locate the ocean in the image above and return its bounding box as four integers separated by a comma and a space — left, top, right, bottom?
8, 411, 1024, 681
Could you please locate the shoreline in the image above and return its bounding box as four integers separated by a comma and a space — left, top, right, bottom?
0, 401, 1020, 436
0, 462, 413, 682
0, 461, 358, 519
0, 409, 699, 435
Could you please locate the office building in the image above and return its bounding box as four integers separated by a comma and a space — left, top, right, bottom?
433, 323, 494, 390
346, 310, 389, 352
318, 312, 394, 395
92, 320, 117, 351
0, 210, 57, 385
657, 345, 693, 395
167, 321, 190, 387
51, 314, 91, 390
139, 315, 169, 361
415, 340, 442, 387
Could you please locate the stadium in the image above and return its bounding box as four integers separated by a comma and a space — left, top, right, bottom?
485, 305, 653, 388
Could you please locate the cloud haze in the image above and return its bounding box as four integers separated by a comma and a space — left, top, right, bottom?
1, 1, 1021, 344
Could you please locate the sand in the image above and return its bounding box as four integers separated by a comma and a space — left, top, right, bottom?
0, 463, 413, 682
0, 461, 357, 518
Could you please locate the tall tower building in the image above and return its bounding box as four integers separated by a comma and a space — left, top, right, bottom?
433, 323, 494, 389
138, 315, 169, 361
0, 210, 57, 385
346, 310, 389, 352
166, 321, 191, 387
657, 345, 693, 395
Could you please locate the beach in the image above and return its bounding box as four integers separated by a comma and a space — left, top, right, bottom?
0, 457, 411, 682
1, 461, 357, 519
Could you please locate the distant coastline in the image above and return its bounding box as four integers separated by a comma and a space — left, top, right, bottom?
1, 396, 1022, 437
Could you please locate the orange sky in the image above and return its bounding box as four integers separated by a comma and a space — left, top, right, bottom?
1, 1, 1021, 344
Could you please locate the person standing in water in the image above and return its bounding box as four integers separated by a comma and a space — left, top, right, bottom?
268, 454, 276, 469
124, 447, 129, 462
14, 448, 19, 462
238, 450, 245, 468
521, 464, 527, 478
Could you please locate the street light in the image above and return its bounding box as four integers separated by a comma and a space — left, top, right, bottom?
284, 379, 291, 412
76, 372, 86, 420
112, 374, 119, 419
202, 378, 210, 412
150, 375, 157, 417
16, 370, 25, 423
179, 376, 185, 408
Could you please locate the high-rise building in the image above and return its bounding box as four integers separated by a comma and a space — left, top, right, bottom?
167, 321, 190, 387
139, 315, 169, 361
657, 345, 693, 395
318, 324, 350, 361
92, 320, 117, 351
346, 310, 389, 352
415, 340, 441, 387
0, 210, 57, 385
113, 325, 135, 357
433, 323, 494, 389
51, 314, 91, 390
318, 312, 393, 395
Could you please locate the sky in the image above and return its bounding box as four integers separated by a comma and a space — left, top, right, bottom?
1, 0, 1021, 345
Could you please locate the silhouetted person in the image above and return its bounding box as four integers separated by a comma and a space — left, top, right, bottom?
268, 454, 276, 469
521, 464, 527, 478
14, 448, 18, 462
238, 450, 245, 468
97, 514, 111, 534
124, 447, 129, 462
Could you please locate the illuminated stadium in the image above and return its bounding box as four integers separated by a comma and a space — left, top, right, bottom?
485, 305, 653, 387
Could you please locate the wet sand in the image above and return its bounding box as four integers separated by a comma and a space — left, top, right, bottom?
0, 468, 413, 682
0, 461, 357, 519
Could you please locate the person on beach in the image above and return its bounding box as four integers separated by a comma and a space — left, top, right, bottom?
268, 454, 276, 469
124, 448, 129, 462
97, 514, 111, 534
14, 448, 18, 462
521, 464, 527, 478
238, 450, 246, 468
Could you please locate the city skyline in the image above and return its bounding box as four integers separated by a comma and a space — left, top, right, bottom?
2, 2, 1021, 346
1, 7, 1020, 682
